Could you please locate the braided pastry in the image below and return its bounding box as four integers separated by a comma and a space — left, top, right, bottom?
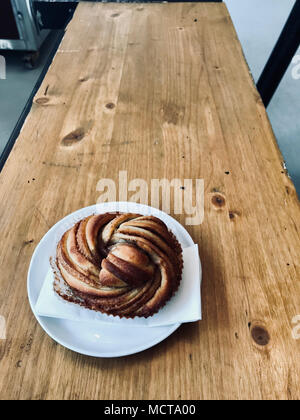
55, 213, 183, 318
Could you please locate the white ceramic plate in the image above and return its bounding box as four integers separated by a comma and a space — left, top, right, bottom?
27, 202, 196, 358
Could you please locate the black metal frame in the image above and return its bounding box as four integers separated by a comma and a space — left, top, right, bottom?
33, 1, 78, 30
257, 0, 300, 107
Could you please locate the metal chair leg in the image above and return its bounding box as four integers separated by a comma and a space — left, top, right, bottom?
257, 0, 300, 107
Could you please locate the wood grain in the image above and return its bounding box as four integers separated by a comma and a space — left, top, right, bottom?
0, 2, 299, 400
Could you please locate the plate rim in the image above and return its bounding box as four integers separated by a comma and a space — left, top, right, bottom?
27, 203, 198, 358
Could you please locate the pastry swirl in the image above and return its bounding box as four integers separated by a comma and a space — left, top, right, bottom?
55, 213, 183, 318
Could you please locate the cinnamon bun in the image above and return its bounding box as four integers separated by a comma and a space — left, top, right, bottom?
54, 213, 183, 318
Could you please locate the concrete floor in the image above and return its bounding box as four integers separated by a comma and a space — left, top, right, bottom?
0, 1, 299, 193
225, 0, 300, 193
0, 31, 61, 157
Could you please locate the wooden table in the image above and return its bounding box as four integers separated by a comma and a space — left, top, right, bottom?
0, 2, 299, 400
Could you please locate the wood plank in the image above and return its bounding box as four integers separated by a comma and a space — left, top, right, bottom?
0, 2, 299, 400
